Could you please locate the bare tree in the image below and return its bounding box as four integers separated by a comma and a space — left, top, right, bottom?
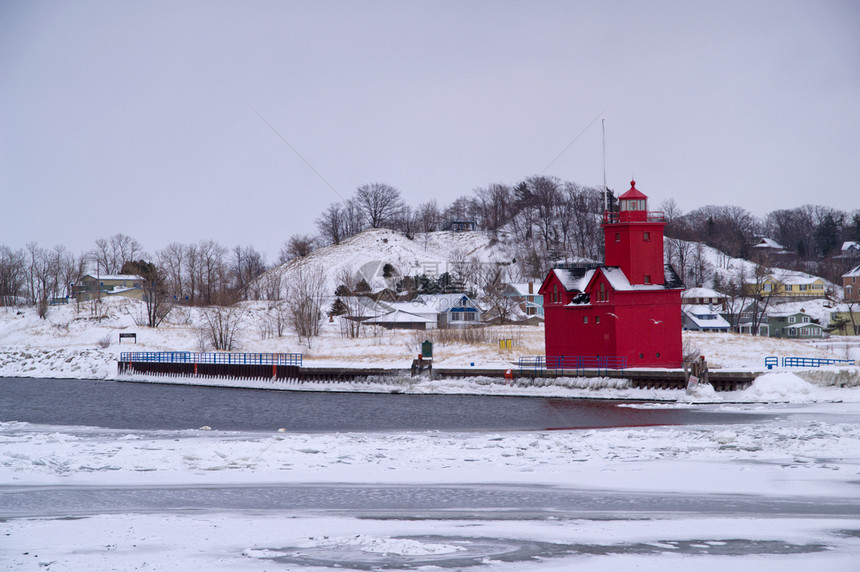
472, 183, 514, 232
279, 234, 316, 265
316, 202, 348, 246
157, 242, 187, 302
262, 301, 289, 338
341, 198, 365, 238
684, 205, 760, 259
481, 267, 520, 324
25, 242, 54, 318
0, 245, 26, 307
392, 205, 417, 238
689, 242, 714, 288
562, 182, 603, 259
746, 258, 777, 336
202, 305, 244, 351
231, 245, 267, 299
660, 197, 683, 224
333, 268, 372, 339
197, 240, 228, 305
665, 236, 694, 285
92, 234, 143, 275
414, 200, 443, 233
721, 267, 747, 332
258, 269, 283, 302
184, 243, 200, 305
285, 265, 327, 346
354, 183, 405, 229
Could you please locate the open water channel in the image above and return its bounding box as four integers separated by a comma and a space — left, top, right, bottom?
0, 376, 767, 432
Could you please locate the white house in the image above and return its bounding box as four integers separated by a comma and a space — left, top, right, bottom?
415, 293, 483, 328
682, 304, 731, 332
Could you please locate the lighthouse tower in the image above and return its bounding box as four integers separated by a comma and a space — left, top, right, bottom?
539, 180, 684, 368
603, 180, 667, 286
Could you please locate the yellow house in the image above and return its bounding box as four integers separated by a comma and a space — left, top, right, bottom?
830, 307, 860, 336
743, 273, 828, 298
74, 274, 146, 302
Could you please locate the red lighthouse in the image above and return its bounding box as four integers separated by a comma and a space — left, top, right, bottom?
539, 181, 684, 368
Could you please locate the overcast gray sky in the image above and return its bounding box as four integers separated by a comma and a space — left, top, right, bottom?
2, 0, 859, 261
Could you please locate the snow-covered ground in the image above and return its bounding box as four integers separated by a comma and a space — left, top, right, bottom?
2, 297, 859, 379
3, 300, 860, 570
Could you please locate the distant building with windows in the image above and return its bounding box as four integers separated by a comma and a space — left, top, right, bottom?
416, 293, 483, 328
743, 272, 828, 299
503, 282, 544, 320
74, 274, 145, 302
682, 304, 731, 332
843, 264, 860, 303
829, 305, 860, 336
767, 310, 824, 339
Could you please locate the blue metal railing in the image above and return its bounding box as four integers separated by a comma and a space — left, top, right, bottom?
765, 356, 854, 369
120, 352, 303, 366
519, 355, 627, 376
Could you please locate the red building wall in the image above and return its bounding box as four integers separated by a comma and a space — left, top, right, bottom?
542, 271, 682, 367
603, 222, 666, 285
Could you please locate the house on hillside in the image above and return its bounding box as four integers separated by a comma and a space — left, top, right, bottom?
736, 301, 771, 336
841, 241, 860, 258
843, 264, 860, 303
767, 310, 825, 339
682, 304, 731, 332
503, 282, 544, 320
362, 308, 438, 330
753, 238, 786, 252
337, 296, 438, 330
415, 293, 483, 328
539, 180, 685, 368
743, 272, 828, 299
74, 274, 145, 302
751, 238, 795, 264
681, 287, 726, 309
829, 305, 860, 336
345, 294, 483, 330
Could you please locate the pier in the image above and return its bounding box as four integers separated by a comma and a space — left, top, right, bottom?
119, 352, 759, 391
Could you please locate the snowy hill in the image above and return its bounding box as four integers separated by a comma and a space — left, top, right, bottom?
260, 228, 517, 298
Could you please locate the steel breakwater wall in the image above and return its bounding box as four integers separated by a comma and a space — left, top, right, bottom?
118, 360, 760, 391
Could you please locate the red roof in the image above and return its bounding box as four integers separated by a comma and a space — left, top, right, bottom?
618, 180, 647, 201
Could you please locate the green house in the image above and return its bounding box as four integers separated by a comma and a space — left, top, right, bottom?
767, 311, 824, 339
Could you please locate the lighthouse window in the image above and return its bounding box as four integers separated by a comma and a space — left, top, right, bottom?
583, 316, 588, 324
644, 275, 651, 284
615, 232, 620, 242
553, 284, 558, 303
595, 316, 600, 324
643, 231, 650, 242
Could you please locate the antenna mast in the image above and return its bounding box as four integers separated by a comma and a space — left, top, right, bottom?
602, 118, 608, 212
